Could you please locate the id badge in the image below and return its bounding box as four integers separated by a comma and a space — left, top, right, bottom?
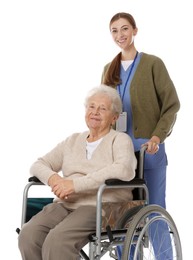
116, 112, 127, 132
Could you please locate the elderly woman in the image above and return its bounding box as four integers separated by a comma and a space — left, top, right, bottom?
18, 84, 137, 260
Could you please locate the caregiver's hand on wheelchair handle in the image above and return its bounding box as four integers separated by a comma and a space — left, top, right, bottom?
142, 136, 160, 155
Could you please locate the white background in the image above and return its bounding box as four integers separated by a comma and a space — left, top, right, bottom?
0, 0, 192, 259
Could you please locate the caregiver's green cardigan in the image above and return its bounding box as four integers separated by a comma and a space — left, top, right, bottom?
102, 53, 180, 143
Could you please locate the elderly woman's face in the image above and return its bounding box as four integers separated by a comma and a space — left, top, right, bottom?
85, 94, 118, 132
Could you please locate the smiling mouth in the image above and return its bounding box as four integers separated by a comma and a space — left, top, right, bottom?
90, 117, 100, 121
118, 38, 127, 44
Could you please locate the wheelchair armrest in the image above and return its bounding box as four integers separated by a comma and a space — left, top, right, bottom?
105, 178, 146, 186
28, 176, 41, 183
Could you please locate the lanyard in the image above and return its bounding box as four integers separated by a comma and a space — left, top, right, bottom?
118, 51, 138, 102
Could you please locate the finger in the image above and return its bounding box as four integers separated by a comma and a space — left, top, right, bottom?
52, 185, 59, 193
59, 191, 69, 200
146, 143, 152, 152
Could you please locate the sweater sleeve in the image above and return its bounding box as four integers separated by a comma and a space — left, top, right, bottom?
73, 132, 137, 193
151, 57, 180, 142
29, 139, 67, 184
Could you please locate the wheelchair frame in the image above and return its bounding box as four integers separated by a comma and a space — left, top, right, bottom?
17, 146, 182, 259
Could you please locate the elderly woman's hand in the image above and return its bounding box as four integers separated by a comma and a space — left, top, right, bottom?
48, 174, 75, 200
52, 179, 75, 200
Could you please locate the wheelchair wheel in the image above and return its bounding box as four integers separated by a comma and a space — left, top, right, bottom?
122, 205, 182, 260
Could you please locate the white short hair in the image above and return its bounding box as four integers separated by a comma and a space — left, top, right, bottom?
85, 84, 122, 115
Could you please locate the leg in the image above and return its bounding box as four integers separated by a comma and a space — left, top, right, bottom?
18, 203, 70, 260
144, 166, 173, 259
42, 205, 96, 260
118, 166, 167, 260
144, 166, 167, 208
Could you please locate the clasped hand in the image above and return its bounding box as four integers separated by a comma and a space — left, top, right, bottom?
48, 174, 75, 200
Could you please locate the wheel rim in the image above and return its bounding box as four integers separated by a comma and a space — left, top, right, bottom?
122, 205, 182, 260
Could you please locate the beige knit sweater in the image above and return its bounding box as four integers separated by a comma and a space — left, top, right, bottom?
30, 129, 137, 209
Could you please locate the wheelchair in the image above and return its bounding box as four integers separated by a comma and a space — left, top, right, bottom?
16, 146, 182, 259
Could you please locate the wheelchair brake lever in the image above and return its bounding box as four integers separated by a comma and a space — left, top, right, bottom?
106, 225, 114, 242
